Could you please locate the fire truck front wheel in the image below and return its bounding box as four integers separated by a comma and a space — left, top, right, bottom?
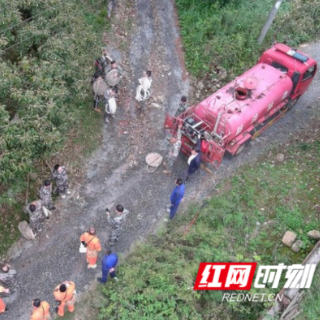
288, 97, 300, 110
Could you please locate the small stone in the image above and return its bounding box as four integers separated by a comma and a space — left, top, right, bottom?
267, 220, 276, 226
151, 103, 161, 109
276, 153, 285, 162
29, 172, 38, 181
217, 70, 227, 81
282, 231, 297, 247
291, 240, 303, 253
198, 81, 204, 90
10, 113, 20, 124
307, 230, 320, 240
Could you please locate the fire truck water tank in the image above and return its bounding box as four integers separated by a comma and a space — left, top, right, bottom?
193, 63, 293, 142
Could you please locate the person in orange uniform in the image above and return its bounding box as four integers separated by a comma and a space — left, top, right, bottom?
30, 299, 51, 320
80, 227, 101, 269
53, 281, 76, 317
0, 285, 9, 313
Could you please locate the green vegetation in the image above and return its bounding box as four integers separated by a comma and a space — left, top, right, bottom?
296, 270, 320, 320
176, 0, 320, 76
0, 105, 102, 256
0, 0, 106, 254
98, 139, 320, 320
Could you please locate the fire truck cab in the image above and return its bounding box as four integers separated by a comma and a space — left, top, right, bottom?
258, 43, 317, 104
165, 43, 317, 168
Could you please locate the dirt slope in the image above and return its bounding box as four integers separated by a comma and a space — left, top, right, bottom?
2, 1, 320, 319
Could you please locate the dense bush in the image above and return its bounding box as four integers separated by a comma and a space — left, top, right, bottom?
176, 0, 320, 76
0, 0, 106, 204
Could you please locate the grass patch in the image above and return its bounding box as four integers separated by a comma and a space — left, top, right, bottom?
296, 270, 320, 320
0, 202, 26, 256
66, 103, 104, 165
83, 7, 111, 31
176, 0, 320, 76
95, 138, 320, 319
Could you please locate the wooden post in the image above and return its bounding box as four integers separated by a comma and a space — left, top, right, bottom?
258, 0, 284, 45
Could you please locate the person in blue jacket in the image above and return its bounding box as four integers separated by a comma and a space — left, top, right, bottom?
97, 249, 118, 283
167, 178, 185, 219
186, 134, 201, 181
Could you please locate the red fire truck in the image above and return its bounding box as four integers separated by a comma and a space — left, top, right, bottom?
165, 43, 317, 168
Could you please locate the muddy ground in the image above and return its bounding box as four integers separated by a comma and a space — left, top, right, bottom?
2, 0, 320, 319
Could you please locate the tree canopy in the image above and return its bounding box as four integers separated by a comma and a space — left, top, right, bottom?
0, 0, 103, 202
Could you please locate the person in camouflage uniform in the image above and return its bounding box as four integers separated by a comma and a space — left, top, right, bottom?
94, 48, 111, 75
163, 123, 182, 174
174, 96, 188, 117
101, 48, 112, 75
39, 180, 55, 210
52, 164, 70, 199
25, 200, 45, 232
106, 205, 129, 247
0, 264, 17, 290
106, 60, 124, 78
105, 60, 124, 93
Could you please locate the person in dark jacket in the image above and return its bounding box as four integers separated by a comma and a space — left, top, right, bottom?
167, 178, 185, 219
97, 249, 118, 283
185, 134, 201, 181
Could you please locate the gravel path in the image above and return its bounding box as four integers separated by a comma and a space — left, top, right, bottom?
2, 1, 320, 319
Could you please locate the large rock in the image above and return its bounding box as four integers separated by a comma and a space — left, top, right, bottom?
307, 230, 320, 240
18, 221, 35, 240
276, 153, 285, 162
291, 240, 303, 253
282, 231, 297, 247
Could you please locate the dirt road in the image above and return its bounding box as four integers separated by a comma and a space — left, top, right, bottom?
2, 1, 320, 319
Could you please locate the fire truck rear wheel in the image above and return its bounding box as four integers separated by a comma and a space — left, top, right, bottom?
234, 143, 246, 156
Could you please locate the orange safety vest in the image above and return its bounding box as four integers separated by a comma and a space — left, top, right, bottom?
30, 301, 50, 320
0, 298, 5, 313
80, 232, 101, 252
0, 286, 6, 313
53, 281, 76, 302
